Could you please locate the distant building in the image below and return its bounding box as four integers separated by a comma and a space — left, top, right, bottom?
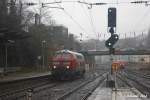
51, 26, 68, 38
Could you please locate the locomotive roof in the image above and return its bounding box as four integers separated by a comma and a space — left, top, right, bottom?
56, 50, 83, 56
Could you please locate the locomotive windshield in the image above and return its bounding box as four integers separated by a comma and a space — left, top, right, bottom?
54, 53, 72, 59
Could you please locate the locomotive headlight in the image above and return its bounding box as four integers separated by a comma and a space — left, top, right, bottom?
53, 66, 56, 69
66, 66, 70, 69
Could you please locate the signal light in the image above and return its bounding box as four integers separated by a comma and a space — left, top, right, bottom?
108, 8, 116, 27
105, 34, 119, 48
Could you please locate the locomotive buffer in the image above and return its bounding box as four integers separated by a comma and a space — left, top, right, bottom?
105, 7, 119, 88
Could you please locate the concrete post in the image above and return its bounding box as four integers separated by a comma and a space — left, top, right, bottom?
26, 89, 33, 100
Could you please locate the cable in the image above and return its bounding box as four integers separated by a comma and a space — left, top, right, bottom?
88, 9, 97, 35
62, 8, 88, 34
133, 7, 150, 31
81, 0, 97, 38
22, 0, 150, 6
80, 0, 95, 34
61, 0, 150, 5
29, 0, 150, 38
53, 0, 88, 34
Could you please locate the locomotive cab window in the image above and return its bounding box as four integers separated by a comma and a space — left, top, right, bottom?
76, 55, 84, 60
54, 53, 72, 59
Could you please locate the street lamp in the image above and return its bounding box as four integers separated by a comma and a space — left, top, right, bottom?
42, 40, 46, 69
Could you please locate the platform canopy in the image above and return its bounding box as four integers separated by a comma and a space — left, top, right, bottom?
0, 27, 30, 44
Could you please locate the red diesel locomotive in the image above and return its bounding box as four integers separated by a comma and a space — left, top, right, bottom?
49, 50, 86, 80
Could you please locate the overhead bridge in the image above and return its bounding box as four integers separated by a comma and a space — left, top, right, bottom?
80, 50, 150, 56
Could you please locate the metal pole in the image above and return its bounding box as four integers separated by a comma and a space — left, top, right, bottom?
125, 33, 126, 39
42, 42, 44, 69
110, 54, 113, 75
142, 32, 144, 46
42, 40, 46, 69
104, 34, 105, 41
5, 44, 7, 73
149, 55, 150, 64
134, 32, 136, 41
95, 40, 97, 50
26, 89, 33, 100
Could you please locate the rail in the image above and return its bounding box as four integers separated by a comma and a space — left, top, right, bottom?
56, 72, 108, 100
118, 72, 150, 98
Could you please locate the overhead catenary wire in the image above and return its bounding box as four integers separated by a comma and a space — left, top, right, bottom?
53, 0, 88, 35
80, 0, 97, 36
88, 9, 97, 35
86, 4, 102, 41
83, 0, 98, 37
82, 0, 98, 49
61, 0, 150, 6
79, 0, 91, 29
133, 7, 150, 32
25, 0, 150, 9
27, 0, 150, 40
62, 8, 88, 34
18, 0, 150, 7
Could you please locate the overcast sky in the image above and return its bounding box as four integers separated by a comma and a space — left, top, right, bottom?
25, 0, 150, 40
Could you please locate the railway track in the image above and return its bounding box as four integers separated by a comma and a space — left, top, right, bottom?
0, 82, 59, 100
118, 71, 150, 98
124, 69, 150, 80
0, 70, 107, 100
124, 69, 150, 90
117, 74, 147, 100
56, 72, 108, 100
30, 71, 108, 100
0, 74, 52, 93
0, 75, 59, 100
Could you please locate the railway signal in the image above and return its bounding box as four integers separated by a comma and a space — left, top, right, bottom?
106, 7, 118, 55
106, 7, 118, 85
105, 34, 119, 48
108, 8, 116, 28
